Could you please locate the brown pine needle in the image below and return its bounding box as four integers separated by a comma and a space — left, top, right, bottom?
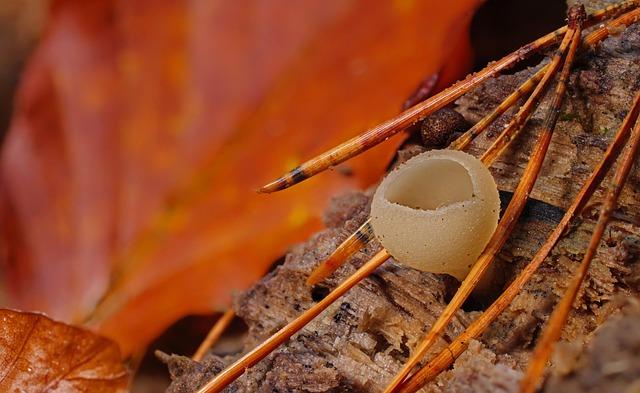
584, 1, 640, 46
449, 67, 546, 151
307, 219, 374, 285
192, 309, 236, 362
397, 90, 640, 393
592, 0, 640, 21
520, 103, 640, 393
197, 249, 390, 393
383, 8, 586, 392
479, 21, 577, 167
578, 6, 640, 56
258, 1, 640, 193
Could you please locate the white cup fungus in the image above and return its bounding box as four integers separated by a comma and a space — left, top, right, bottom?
370, 150, 500, 281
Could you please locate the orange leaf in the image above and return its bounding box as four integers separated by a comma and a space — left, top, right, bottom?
1, 0, 480, 355
0, 309, 128, 392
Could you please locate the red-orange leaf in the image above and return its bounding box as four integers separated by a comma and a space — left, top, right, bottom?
0, 309, 128, 392
1, 0, 480, 355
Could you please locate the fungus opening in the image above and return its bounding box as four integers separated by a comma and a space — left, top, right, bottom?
385, 159, 473, 211
370, 150, 500, 281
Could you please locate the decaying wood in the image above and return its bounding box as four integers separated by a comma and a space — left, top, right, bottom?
544, 299, 640, 393
163, 2, 640, 392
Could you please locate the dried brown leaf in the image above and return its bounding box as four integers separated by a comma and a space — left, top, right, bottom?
0, 309, 128, 392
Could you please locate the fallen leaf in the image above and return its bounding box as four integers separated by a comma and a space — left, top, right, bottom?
0, 308, 128, 392
1, 0, 481, 354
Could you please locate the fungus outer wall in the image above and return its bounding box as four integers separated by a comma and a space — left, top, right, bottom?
370, 150, 500, 280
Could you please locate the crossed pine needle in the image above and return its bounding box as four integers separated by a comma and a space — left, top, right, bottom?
193, 2, 640, 392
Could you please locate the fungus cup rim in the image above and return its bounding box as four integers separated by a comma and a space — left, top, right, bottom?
377, 150, 485, 217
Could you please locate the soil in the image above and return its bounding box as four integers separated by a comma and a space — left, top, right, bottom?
162, 1, 640, 391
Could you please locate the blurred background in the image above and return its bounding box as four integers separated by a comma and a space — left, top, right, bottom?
0, 0, 564, 390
